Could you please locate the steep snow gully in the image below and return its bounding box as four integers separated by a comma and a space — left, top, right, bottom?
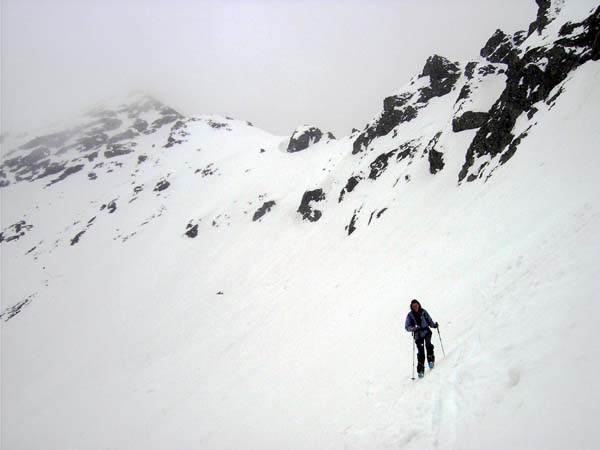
2, 1, 600, 449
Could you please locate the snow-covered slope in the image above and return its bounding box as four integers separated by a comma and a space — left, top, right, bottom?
2, 2, 600, 449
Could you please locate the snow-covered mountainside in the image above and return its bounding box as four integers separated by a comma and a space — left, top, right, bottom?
2, 1, 600, 449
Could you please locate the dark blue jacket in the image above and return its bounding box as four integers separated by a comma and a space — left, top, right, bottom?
405, 308, 436, 339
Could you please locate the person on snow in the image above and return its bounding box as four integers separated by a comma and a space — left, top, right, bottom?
405, 299, 438, 378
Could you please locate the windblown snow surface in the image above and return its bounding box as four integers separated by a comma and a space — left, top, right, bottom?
2, 2, 600, 449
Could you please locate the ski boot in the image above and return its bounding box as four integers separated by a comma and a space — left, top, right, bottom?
428, 361, 434, 370
418, 372, 425, 379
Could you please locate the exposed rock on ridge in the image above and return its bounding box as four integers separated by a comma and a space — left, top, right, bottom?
459, 4, 600, 182
352, 55, 460, 155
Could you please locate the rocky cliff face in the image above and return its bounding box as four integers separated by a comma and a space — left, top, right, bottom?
352, 55, 461, 155
459, 2, 600, 182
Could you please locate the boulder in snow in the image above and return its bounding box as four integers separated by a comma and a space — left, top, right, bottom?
297, 189, 326, 222
287, 126, 325, 153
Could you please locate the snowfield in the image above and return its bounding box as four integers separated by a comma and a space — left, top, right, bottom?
2, 1, 600, 449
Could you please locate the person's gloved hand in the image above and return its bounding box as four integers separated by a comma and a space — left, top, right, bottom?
432, 322, 439, 329
412, 325, 419, 331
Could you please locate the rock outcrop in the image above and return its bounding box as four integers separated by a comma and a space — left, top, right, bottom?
287, 126, 329, 152
459, 4, 600, 182
297, 189, 326, 222
353, 55, 460, 154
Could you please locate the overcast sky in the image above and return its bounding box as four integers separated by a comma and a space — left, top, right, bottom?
2, 0, 536, 138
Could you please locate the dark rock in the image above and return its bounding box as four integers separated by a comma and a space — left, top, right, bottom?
13, 147, 51, 166
252, 200, 276, 222
149, 115, 180, 131
36, 162, 67, 179
429, 149, 445, 175
70, 230, 86, 245
287, 127, 324, 152
85, 151, 99, 162
464, 61, 478, 79
107, 200, 117, 213
593, 30, 600, 60
132, 119, 149, 132
480, 29, 523, 65
425, 132, 445, 174
339, 176, 362, 202
185, 223, 199, 238
2, 147, 52, 180
196, 164, 217, 177
455, 84, 472, 105
546, 85, 563, 108
164, 120, 190, 148
353, 93, 417, 154
327, 132, 336, 140
47, 164, 85, 186
0, 220, 33, 243
452, 111, 490, 132
396, 140, 421, 162
459, 6, 600, 182
368, 207, 388, 226
207, 120, 229, 130
1, 294, 36, 322
556, 6, 600, 56
353, 55, 458, 155
528, 0, 553, 36
367, 211, 375, 226
478, 64, 500, 77
77, 132, 108, 153
346, 209, 359, 236
369, 150, 397, 180
154, 180, 170, 192
417, 55, 461, 103
527, 107, 539, 119
13, 220, 33, 235
104, 144, 134, 158
297, 189, 325, 222
377, 208, 388, 219
160, 106, 182, 117
138, 155, 148, 164
500, 129, 530, 165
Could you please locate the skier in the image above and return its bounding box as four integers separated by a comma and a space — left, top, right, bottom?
405, 299, 438, 378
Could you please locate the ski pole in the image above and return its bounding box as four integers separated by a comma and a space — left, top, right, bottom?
411, 331, 416, 380
436, 326, 446, 358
